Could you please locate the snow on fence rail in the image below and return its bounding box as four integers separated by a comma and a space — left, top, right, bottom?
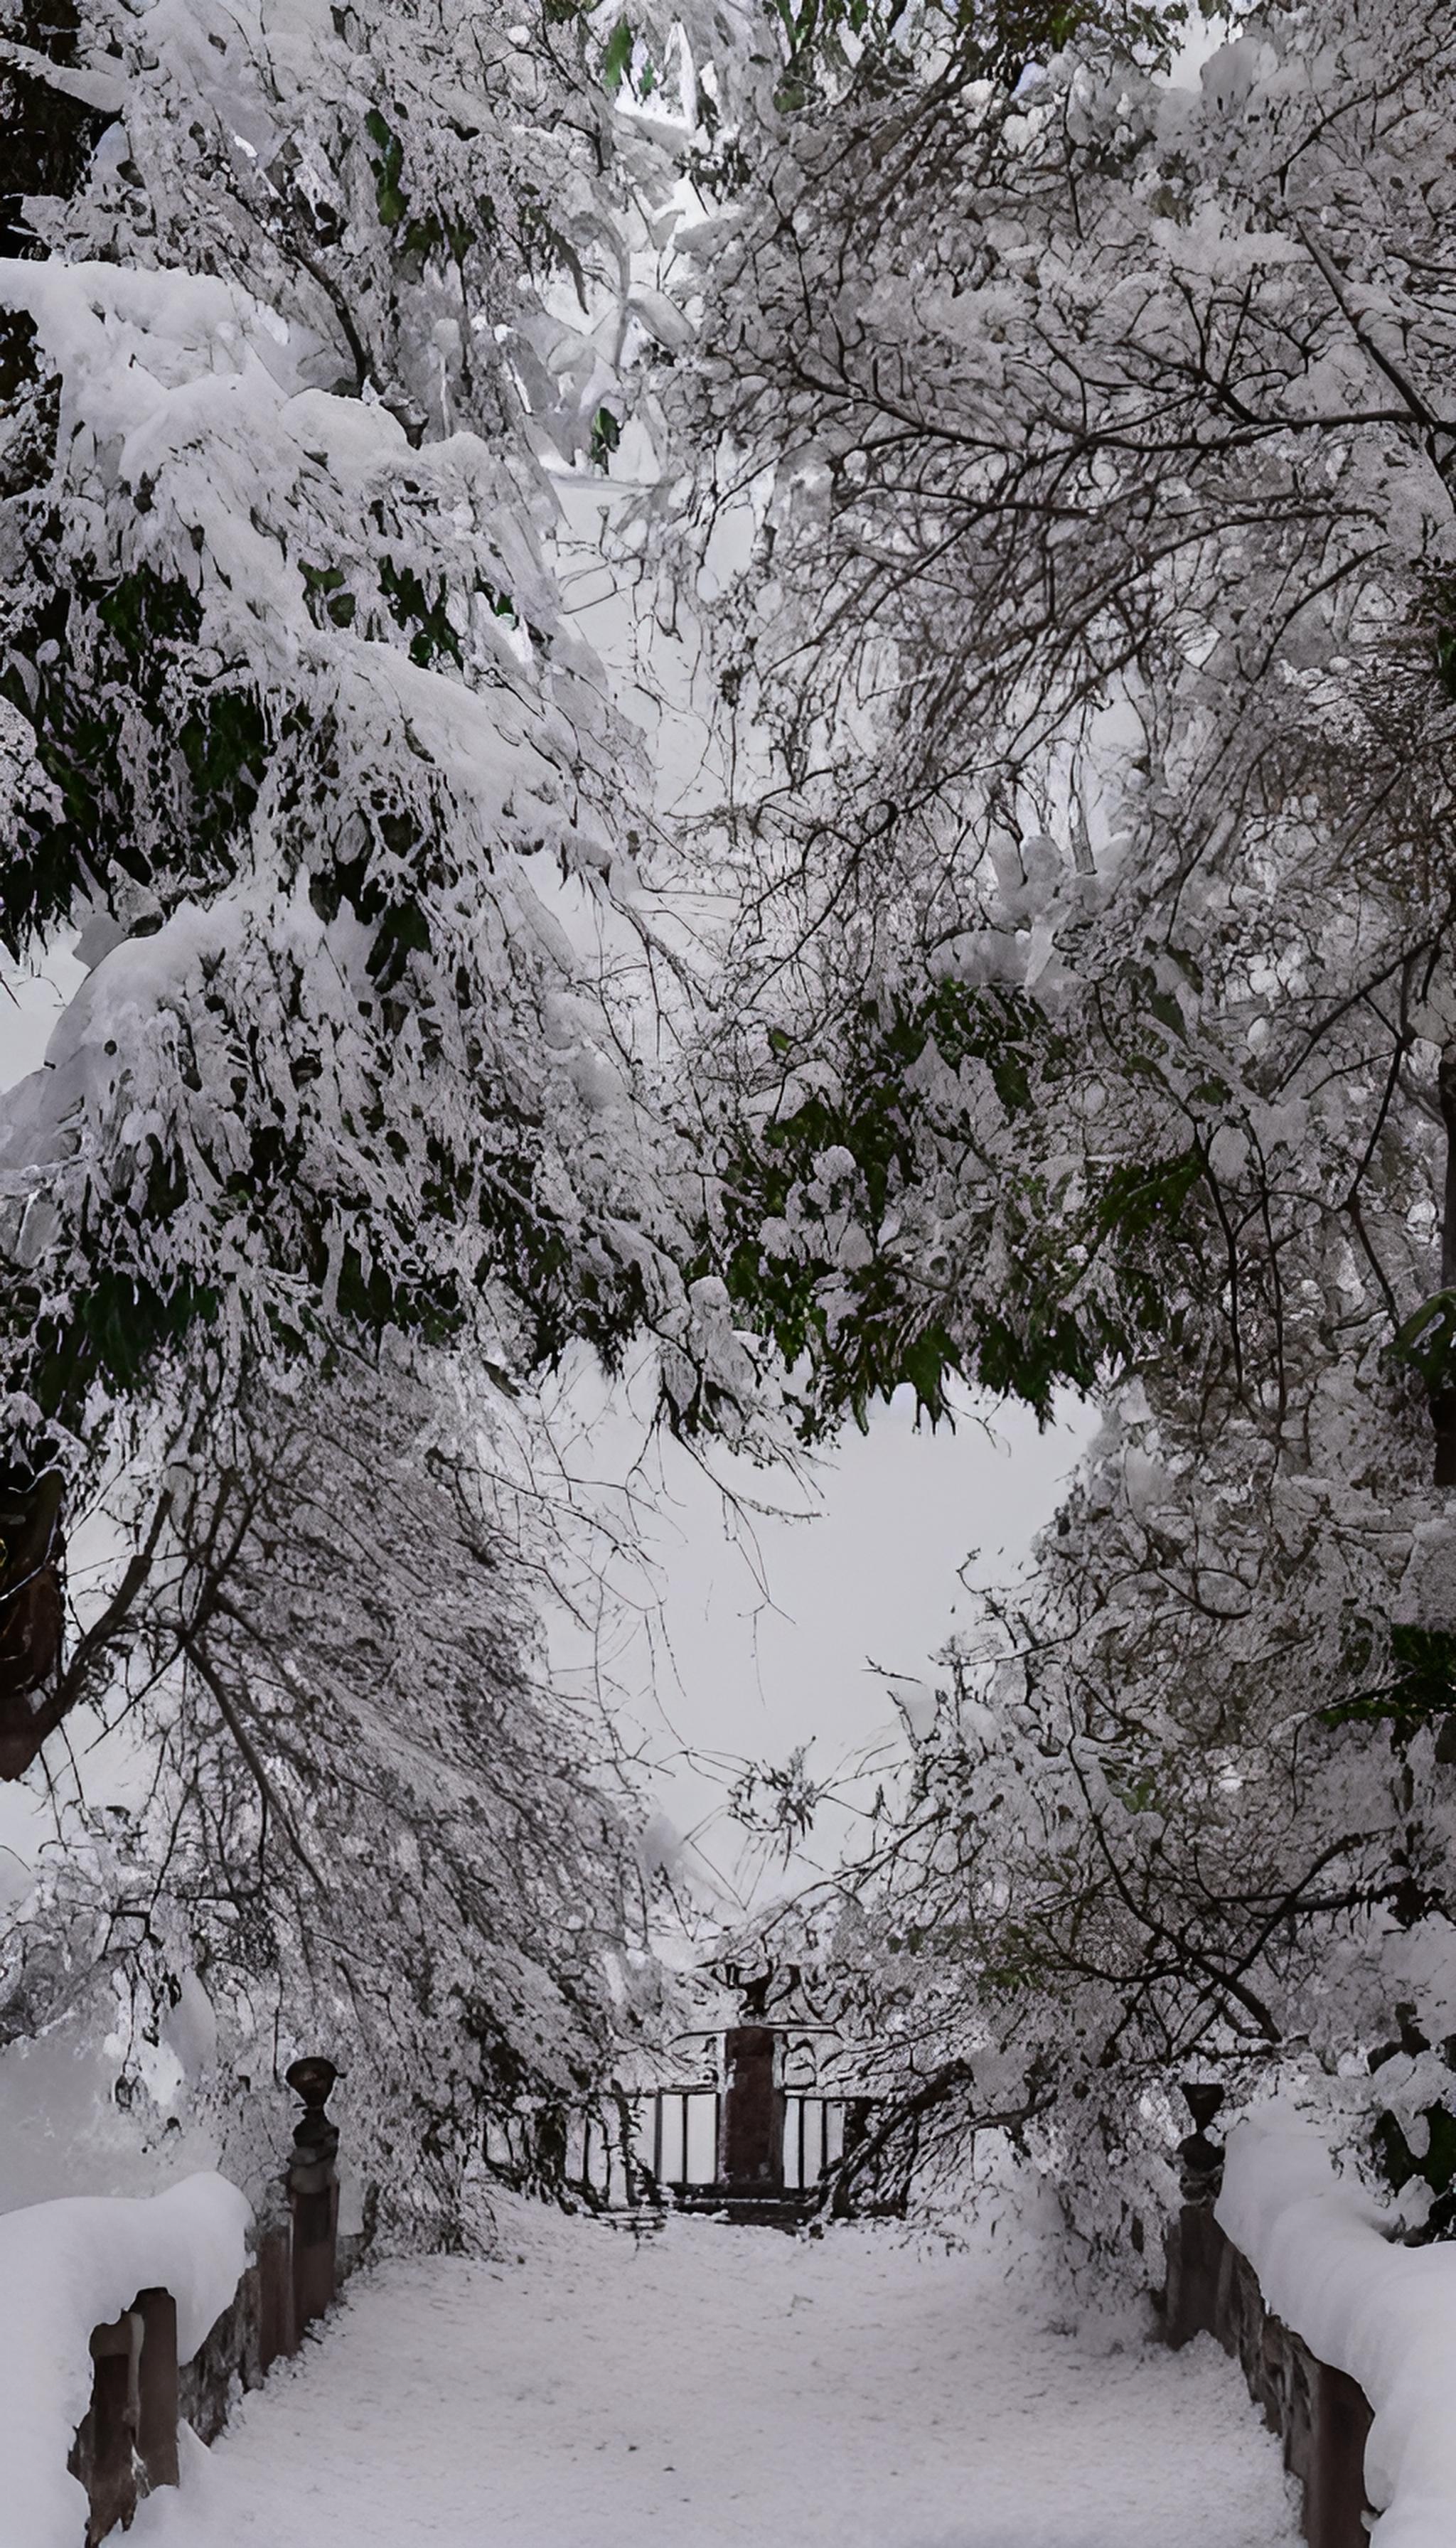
0, 2053, 372, 2547
1161, 2091, 1456, 2548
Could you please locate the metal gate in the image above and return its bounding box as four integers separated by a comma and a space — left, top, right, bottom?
568, 2087, 854, 2201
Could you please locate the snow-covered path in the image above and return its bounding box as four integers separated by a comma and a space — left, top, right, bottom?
136, 2204, 1298, 2548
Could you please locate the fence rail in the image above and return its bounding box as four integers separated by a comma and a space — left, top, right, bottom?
783, 2094, 850, 2191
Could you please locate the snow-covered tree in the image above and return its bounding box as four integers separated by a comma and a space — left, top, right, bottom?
0, 0, 729, 2205
0, 1349, 677, 2236
0, 0, 768, 1538
664, 0, 1456, 2222
797, 1385, 1453, 2244
678, 0, 1456, 1452
0, 0, 795, 1819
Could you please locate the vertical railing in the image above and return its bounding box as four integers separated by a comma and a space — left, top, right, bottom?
781, 2094, 848, 2191
644, 2084, 721, 2189
568, 2086, 861, 2202
555, 2079, 880, 2214
557, 2086, 732, 2205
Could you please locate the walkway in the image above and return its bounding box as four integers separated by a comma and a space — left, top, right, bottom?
135, 2199, 1300, 2547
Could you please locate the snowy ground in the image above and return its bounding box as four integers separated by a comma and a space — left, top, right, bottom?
136, 2202, 1300, 2548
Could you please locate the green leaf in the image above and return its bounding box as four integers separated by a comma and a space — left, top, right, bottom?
589, 407, 621, 471
1322, 1623, 1456, 1747
1391, 1290, 1456, 1393
178, 691, 269, 808
364, 110, 409, 228
601, 18, 633, 92
1146, 988, 1187, 1042
378, 556, 463, 665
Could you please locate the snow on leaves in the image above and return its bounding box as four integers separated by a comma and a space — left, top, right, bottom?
0, 0, 742, 1446
660, 0, 1456, 2227
0, 0, 744, 2200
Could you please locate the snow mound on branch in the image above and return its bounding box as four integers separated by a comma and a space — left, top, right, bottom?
0, 2170, 251, 2548
1218, 2107, 1456, 2548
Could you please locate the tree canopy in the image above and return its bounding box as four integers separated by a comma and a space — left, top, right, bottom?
669, 0, 1456, 2225
0, 0, 721, 2214
11, 0, 1456, 2237
678, 0, 1456, 1445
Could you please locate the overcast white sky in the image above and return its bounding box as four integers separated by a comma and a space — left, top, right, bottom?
541, 1350, 1091, 1905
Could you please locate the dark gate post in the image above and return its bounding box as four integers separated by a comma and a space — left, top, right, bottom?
75, 2310, 142, 2545
719, 2023, 783, 2190
257, 2220, 296, 2370
1164, 2082, 1227, 2349
70, 2287, 181, 2538
134, 2287, 179, 2490
1307, 2360, 1374, 2548
286, 2055, 341, 2332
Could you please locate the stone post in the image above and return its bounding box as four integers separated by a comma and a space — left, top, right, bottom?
1307, 2359, 1374, 2548
286, 2054, 341, 2333
257, 2220, 296, 2371
134, 2287, 179, 2490
73, 2285, 181, 2542
719, 2023, 784, 2190
77, 2308, 142, 2546
1164, 2081, 1227, 2349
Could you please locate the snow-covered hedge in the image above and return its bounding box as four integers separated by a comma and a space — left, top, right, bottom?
0, 2171, 251, 2547
1217, 2109, 1456, 2548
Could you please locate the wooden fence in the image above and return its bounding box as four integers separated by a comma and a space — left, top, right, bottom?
1159, 2088, 1371, 2548
70, 2056, 373, 2544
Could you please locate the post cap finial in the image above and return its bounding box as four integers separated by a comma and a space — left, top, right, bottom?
285, 2055, 338, 2109
1176, 2080, 1226, 2203
1180, 2080, 1225, 2134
